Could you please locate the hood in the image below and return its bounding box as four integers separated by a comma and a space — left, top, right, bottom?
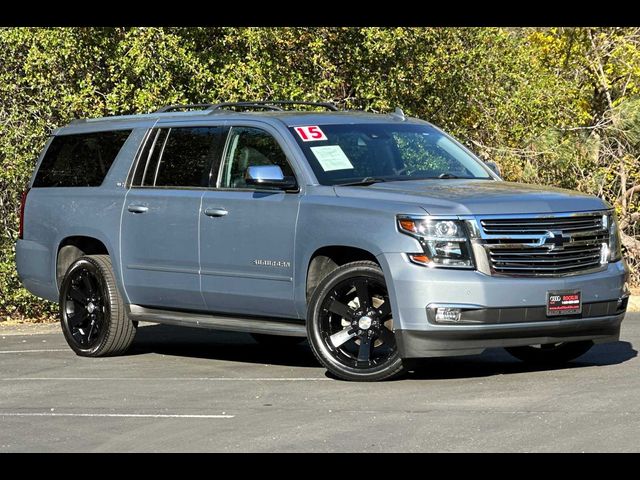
333, 179, 608, 215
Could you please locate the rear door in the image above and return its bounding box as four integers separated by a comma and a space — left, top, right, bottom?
120, 125, 223, 310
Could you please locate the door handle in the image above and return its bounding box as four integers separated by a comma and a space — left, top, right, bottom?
127, 204, 148, 214
204, 207, 228, 217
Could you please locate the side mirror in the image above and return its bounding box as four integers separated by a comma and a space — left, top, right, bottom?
245, 165, 297, 190
484, 160, 501, 178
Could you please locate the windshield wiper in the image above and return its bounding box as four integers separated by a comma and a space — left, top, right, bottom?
437, 173, 460, 179
337, 177, 388, 186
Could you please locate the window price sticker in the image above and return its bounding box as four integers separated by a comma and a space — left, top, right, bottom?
311, 145, 354, 171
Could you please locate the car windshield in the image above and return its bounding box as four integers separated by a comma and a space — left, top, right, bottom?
289, 123, 493, 185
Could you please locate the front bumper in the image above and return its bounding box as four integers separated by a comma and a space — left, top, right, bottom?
377, 253, 629, 358
396, 313, 624, 358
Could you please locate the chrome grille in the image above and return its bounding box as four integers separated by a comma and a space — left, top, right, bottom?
481, 215, 604, 234
479, 213, 609, 276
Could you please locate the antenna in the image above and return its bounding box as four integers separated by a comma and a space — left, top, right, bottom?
391, 107, 406, 121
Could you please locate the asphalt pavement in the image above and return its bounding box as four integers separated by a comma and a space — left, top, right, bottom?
0, 314, 638, 452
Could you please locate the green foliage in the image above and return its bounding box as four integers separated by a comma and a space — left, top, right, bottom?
1, 27, 639, 320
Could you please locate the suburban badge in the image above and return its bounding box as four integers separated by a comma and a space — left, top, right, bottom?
252, 259, 291, 268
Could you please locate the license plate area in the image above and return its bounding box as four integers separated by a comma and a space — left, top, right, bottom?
546, 290, 582, 316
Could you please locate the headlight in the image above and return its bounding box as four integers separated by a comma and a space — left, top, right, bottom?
397, 216, 474, 268
606, 212, 623, 262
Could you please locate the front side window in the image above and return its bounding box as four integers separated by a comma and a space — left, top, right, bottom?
219, 127, 294, 189
33, 130, 131, 188
131, 126, 221, 188
289, 123, 492, 185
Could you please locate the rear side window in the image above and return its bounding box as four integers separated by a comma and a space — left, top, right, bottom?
33, 130, 131, 187
132, 129, 170, 186
131, 127, 222, 188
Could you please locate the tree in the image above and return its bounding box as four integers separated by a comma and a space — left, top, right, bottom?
1, 27, 638, 320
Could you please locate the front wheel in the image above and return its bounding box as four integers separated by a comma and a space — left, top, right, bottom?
306, 261, 405, 382
505, 341, 594, 365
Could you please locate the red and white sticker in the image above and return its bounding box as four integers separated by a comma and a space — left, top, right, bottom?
294, 126, 327, 142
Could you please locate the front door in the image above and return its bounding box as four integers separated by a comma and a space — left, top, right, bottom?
199, 125, 301, 318
121, 125, 222, 310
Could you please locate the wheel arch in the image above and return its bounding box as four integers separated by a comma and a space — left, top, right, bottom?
56, 235, 111, 292
304, 245, 381, 301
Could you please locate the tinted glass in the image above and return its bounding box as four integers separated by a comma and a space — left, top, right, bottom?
142, 129, 170, 186
153, 127, 220, 188
220, 127, 294, 188
131, 129, 170, 186
33, 130, 131, 187
289, 123, 492, 185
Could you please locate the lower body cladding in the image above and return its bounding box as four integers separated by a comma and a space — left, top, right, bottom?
127, 304, 307, 336
378, 253, 630, 358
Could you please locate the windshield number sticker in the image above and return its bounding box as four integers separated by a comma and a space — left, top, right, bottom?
295, 126, 327, 142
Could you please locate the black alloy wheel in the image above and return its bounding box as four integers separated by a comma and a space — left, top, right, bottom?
59, 255, 136, 357
307, 261, 405, 381
62, 263, 106, 349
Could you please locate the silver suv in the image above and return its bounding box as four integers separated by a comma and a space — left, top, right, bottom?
16, 101, 631, 381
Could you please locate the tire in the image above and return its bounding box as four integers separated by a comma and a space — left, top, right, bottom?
306, 260, 406, 382
251, 333, 306, 347
59, 255, 137, 357
505, 340, 594, 365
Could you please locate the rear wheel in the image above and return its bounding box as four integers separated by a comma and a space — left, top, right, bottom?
307, 261, 405, 382
59, 255, 136, 357
505, 341, 594, 365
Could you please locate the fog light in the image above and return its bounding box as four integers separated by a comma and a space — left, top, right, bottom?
435, 307, 461, 323
617, 296, 629, 311
600, 243, 609, 264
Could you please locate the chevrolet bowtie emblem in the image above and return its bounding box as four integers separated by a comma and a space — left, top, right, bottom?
541, 231, 570, 250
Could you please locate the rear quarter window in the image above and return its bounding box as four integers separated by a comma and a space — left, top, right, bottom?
33, 130, 132, 188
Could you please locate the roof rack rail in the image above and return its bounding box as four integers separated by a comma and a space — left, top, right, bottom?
155, 103, 216, 113
209, 101, 340, 112
154, 100, 340, 114
210, 102, 285, 112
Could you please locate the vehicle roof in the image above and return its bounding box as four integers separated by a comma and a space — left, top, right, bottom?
54, 110, 429, 135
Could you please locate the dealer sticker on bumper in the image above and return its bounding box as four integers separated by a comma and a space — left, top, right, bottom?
546, 290, 582, 316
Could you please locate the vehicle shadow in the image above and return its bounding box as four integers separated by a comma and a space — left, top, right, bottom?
129, 323, 637, 378
405, 340, 637, 381
128, 323, 319, 368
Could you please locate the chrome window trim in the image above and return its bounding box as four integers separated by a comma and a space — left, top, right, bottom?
125, 127, 155, 188
151, 128, 171, 186
216, 125, 235, 189
139, 129, 161, 186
